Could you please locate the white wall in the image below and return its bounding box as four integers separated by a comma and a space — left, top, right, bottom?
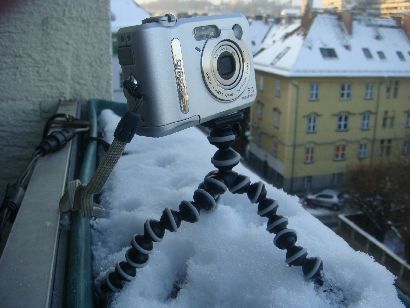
0, 0, 112, 197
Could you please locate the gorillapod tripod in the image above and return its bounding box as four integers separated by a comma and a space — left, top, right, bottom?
96, 111, 324, 299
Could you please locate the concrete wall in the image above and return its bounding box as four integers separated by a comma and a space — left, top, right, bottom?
0, 0, 112, 198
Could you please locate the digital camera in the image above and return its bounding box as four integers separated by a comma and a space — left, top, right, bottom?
117, 13, 256, 137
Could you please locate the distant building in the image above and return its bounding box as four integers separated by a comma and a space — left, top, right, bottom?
323, 0, 410, 17
249, 12, 410, 193
379, 0, 410, 17
111, 0, 149, 102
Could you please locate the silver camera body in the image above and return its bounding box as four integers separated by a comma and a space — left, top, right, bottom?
117, 14, 256, 137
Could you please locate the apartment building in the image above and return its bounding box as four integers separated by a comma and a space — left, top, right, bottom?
323, 0, 410, 17
248, 12, 410, 193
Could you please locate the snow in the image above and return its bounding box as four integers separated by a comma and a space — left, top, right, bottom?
111, 0, 150, 33
254, 14, 410, 77
248, 19, 274, 55
92, 109, 404, 308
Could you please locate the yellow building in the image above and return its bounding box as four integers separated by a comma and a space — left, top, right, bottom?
322, 0, 410, 17
379, 0, 410, 17
249, 13, 410, 193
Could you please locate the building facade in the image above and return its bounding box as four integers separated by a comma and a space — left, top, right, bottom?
248, 13, 410, 193
323, 0, 410, 17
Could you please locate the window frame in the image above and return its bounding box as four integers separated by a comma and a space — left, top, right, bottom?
307, 114, 317, 133
258, 75, 264, 91
379, 139, 392, 157
272, 141, 278, 158
359, 143, 368, 159
320, 48, 338, 59
309, 82, 320, 101
403, 140, 410, 156
397, 51, 405, 62
361, 112, 370, 130
377, 51, 386, 60
364, 83, 374, 100
340, 83, 352, 100
303, 175, 313, 190
274, 79, 281, 97
273, 108, 281, 129
393, 80, 399, 98
336, 114, 349, 131
256, 101, 264, 120
362, 48, 373, 59
334, 144, 346, 161
304, 146, 314, 164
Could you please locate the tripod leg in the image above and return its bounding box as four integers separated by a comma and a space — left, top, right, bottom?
97, 175, 226, 297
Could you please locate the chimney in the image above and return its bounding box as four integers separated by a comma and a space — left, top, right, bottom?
403, 15, 410, 41
301, 0, 314, 31
341, 11, 353, 35
300, 0, 312, 16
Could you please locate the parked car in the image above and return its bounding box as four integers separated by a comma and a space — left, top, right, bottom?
304, 189, 344, 211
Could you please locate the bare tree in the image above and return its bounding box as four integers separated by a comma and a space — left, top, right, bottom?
345, 162, 410, 262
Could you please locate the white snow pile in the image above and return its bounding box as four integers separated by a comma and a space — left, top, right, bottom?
92, 110, 403, 308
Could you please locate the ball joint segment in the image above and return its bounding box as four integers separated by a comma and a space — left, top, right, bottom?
98, 116, 323, 299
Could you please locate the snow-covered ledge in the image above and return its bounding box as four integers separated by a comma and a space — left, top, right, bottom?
92, 110, 404, 307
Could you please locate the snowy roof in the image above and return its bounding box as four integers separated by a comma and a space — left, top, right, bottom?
93, 110, 404, 308
111, 0, 150, 33
249, 19, 274, 55
280, 8, 302, 17
254, 14, 410, 77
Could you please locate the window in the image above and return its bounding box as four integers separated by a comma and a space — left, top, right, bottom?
406, 112, 410, 128
272, 141, 278, 158
309, 83, 320, 100
362, 113, 370, 130
320, 48, 338, 59
403, 140, 410, 156
390, 115, 395, 128
334, 145, 346, 160
364, 83, 373, 100
377, 51, 386, 60
397, 51, 405, 62
393, 80, 399, 98
382, 111, 388, 128
362, 48, 373, 59
271, 47, 291, 65
273, 109, 281, 129
254, 133, 261, 146
303, 176, 312, 189
340, 83, 352, 100
386, 80, 391, 98
379, 139, 392, 157
337, 114, 349, 131
256, 101, 264, 119
307, 114, 317, 133
359, 143, 368, 159
305, 146, 314, 163
332, 173, 343, 185
258, 76, 264, 91
275, 80, 281, 97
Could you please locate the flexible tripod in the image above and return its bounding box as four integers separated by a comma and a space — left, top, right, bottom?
97, 112, 324, 298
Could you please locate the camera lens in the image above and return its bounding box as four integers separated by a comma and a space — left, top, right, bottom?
201, 36, 251, 102
217, 52, 236, 80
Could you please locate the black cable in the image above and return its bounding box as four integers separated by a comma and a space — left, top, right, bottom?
0, 115, 89, 240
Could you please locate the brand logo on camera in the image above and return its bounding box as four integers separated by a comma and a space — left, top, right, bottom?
171, 39, 189, 114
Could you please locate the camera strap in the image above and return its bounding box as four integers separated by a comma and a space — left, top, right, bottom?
59, 111, 140, 218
